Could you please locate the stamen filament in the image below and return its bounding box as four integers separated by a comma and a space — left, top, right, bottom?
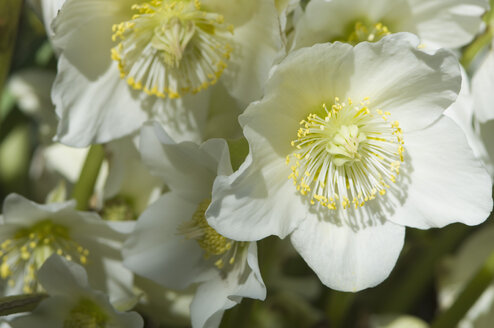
287, 97, 404, 210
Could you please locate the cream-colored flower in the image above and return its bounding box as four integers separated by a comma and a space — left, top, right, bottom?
101, 136, 165, 222
292, 0, 488, 50
0, 194, 129, 301
472, 44, 494, 123
445, 67, 494, 177
207, 34, 492, 291
51, 0, 283, 146
10, 255, 143, 328
123, 123, 265, 327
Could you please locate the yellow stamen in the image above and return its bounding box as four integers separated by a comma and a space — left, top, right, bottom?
287, 97, 404, 210
111, 0, 234, 98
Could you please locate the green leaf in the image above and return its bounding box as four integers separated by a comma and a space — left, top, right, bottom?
0, 293, 48, 316
227, 137, 249, 171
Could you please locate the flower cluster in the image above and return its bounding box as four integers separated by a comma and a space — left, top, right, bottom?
1, 0, 494, 327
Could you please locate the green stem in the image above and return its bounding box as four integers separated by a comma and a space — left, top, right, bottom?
71, 144, 105, 210
325, 291, 354, 328
0, 0, 23, 95
379, 224, 471, 313
460, 27, 493, 69
460, 1, 494, 69
431, 249, 494, 328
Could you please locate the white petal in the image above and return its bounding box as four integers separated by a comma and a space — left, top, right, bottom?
148, 90, 212, 144
472, 47, 494, 122
104, 137, 164, 214
386, 115, 492, 228
10, 296, 74, 328
15, 255, 143, 328
238, 42, 354, 155
139, 122, 228, 200
41, 144, 89, 183
102, 258, 136, 304
349, 33, 461, 132
244, 243, 265, 299
250, 34, 460, 134
53, 59, 147, 147
290, 208, 405, 292
36, 0, 66, 37
37, 254, 88, 295
190, 243, 265, 328
207, 153, 306, 241
52, 0, 133, 76
2, 193, 75, 225
123, 194, 213, 290
213, 0, 284, 104
445, 66, 492, 175
401, 0, 488, 49
190, 280, 233, 328
200, 138, 233, 177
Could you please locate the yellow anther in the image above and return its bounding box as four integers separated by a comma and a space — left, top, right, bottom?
287, 97, 405, 210
1, 262, 11, 278
0, 219, 90, 293
179, 199, 245, 270
111, 0, 234, 98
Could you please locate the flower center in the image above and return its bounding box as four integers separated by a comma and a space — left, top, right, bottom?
287, 97, 404, 210
337, 20, 391, 45
0, 219, 90, 293
111, 0, 233, 98
64, 298, 108, 328
179, 199, 244, 269
101, 196, 137, 222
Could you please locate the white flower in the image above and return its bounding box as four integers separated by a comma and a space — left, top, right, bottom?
472, 44, 494, 123
438, 224, 494, 328
10, 254, 143, 328
207, 33, 493, 291
444, 66, 494, 177
101, 136, 165, 222
51, 0, 283, 146
0, 194, 129, 300
469, 44, 494, 178
123, 123, 265, 328
292, 0, 488, 50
